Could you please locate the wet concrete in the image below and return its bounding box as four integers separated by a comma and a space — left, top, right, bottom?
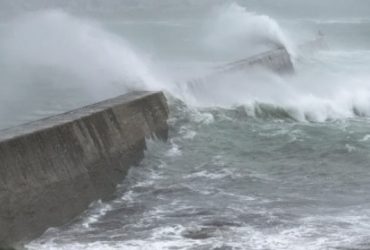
0, 91, 169, 248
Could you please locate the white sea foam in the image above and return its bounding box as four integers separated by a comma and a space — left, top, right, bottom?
179, 126, 197, 140
81, 201, 113, 229
345, 144, 356, 153
186, 169, 231, 180
165, 140, 182, 157
360, 134, 370, 142
191, 111, 215, 124
177, 52, 370, 122
28, 215, 370, 250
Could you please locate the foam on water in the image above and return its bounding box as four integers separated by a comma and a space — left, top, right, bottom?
81, 201, 114, 229
28, 213, 370, 250
165, 140, 182, 157
26, 106, 370, 249
176, 50, 370, 122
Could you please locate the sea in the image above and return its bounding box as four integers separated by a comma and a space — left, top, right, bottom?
1, 0, 370, 249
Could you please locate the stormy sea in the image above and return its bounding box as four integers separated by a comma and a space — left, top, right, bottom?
1, 0, 370, 249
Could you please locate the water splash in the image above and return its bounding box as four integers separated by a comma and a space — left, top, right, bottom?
203, 3, 296, 58
0, 10, 163, 99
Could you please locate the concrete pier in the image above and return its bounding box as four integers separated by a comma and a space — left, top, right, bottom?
187, 47, 294, 89
218, 47, 294, 74
0, 91, 169, 248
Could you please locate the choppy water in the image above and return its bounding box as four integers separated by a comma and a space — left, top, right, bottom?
26, 102, 370, 250
0, 0, 370, 249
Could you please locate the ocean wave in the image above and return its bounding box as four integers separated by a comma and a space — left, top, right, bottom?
2, 8, 369, 128
0, 9, 164, 100
203, 2, 296, 58
238, 102, 370, 122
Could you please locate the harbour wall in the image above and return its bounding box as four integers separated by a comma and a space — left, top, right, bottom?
0, 91, 169, 248
187, 47, 294, 88
218, 47, 295, 74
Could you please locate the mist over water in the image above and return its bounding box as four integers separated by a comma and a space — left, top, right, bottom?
0, 10, 167, 128
203, 3, 295, 57
0, 0, 370, 249
1, 2, 370, 125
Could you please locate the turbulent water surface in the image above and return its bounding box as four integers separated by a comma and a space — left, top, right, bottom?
0, 0, 370, 249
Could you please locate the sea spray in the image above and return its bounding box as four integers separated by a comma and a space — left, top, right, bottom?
1, 8, 370, 125
0, 10, 163, 99
178, 51, 370, 122
203, 3, 296, 58
0, 10, 170, 128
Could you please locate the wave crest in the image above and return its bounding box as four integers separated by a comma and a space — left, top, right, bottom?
203, 3, 295, 58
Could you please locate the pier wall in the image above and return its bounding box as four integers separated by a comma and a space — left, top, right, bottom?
0, 91, 169, 248
220, 47, 295, 74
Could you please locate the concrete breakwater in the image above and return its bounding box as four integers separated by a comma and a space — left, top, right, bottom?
0, 91, 169, 248
187, 47, 294, 89
218, 47, 294, 74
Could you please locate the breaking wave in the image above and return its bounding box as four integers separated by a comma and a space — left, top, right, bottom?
175, 50, 370, 122
0, 10, 163, 100
203, 3, 295, 58
1, 7, 370, 125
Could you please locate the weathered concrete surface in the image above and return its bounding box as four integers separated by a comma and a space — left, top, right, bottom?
0, 91, 169, 248
218, 47, 294, 74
